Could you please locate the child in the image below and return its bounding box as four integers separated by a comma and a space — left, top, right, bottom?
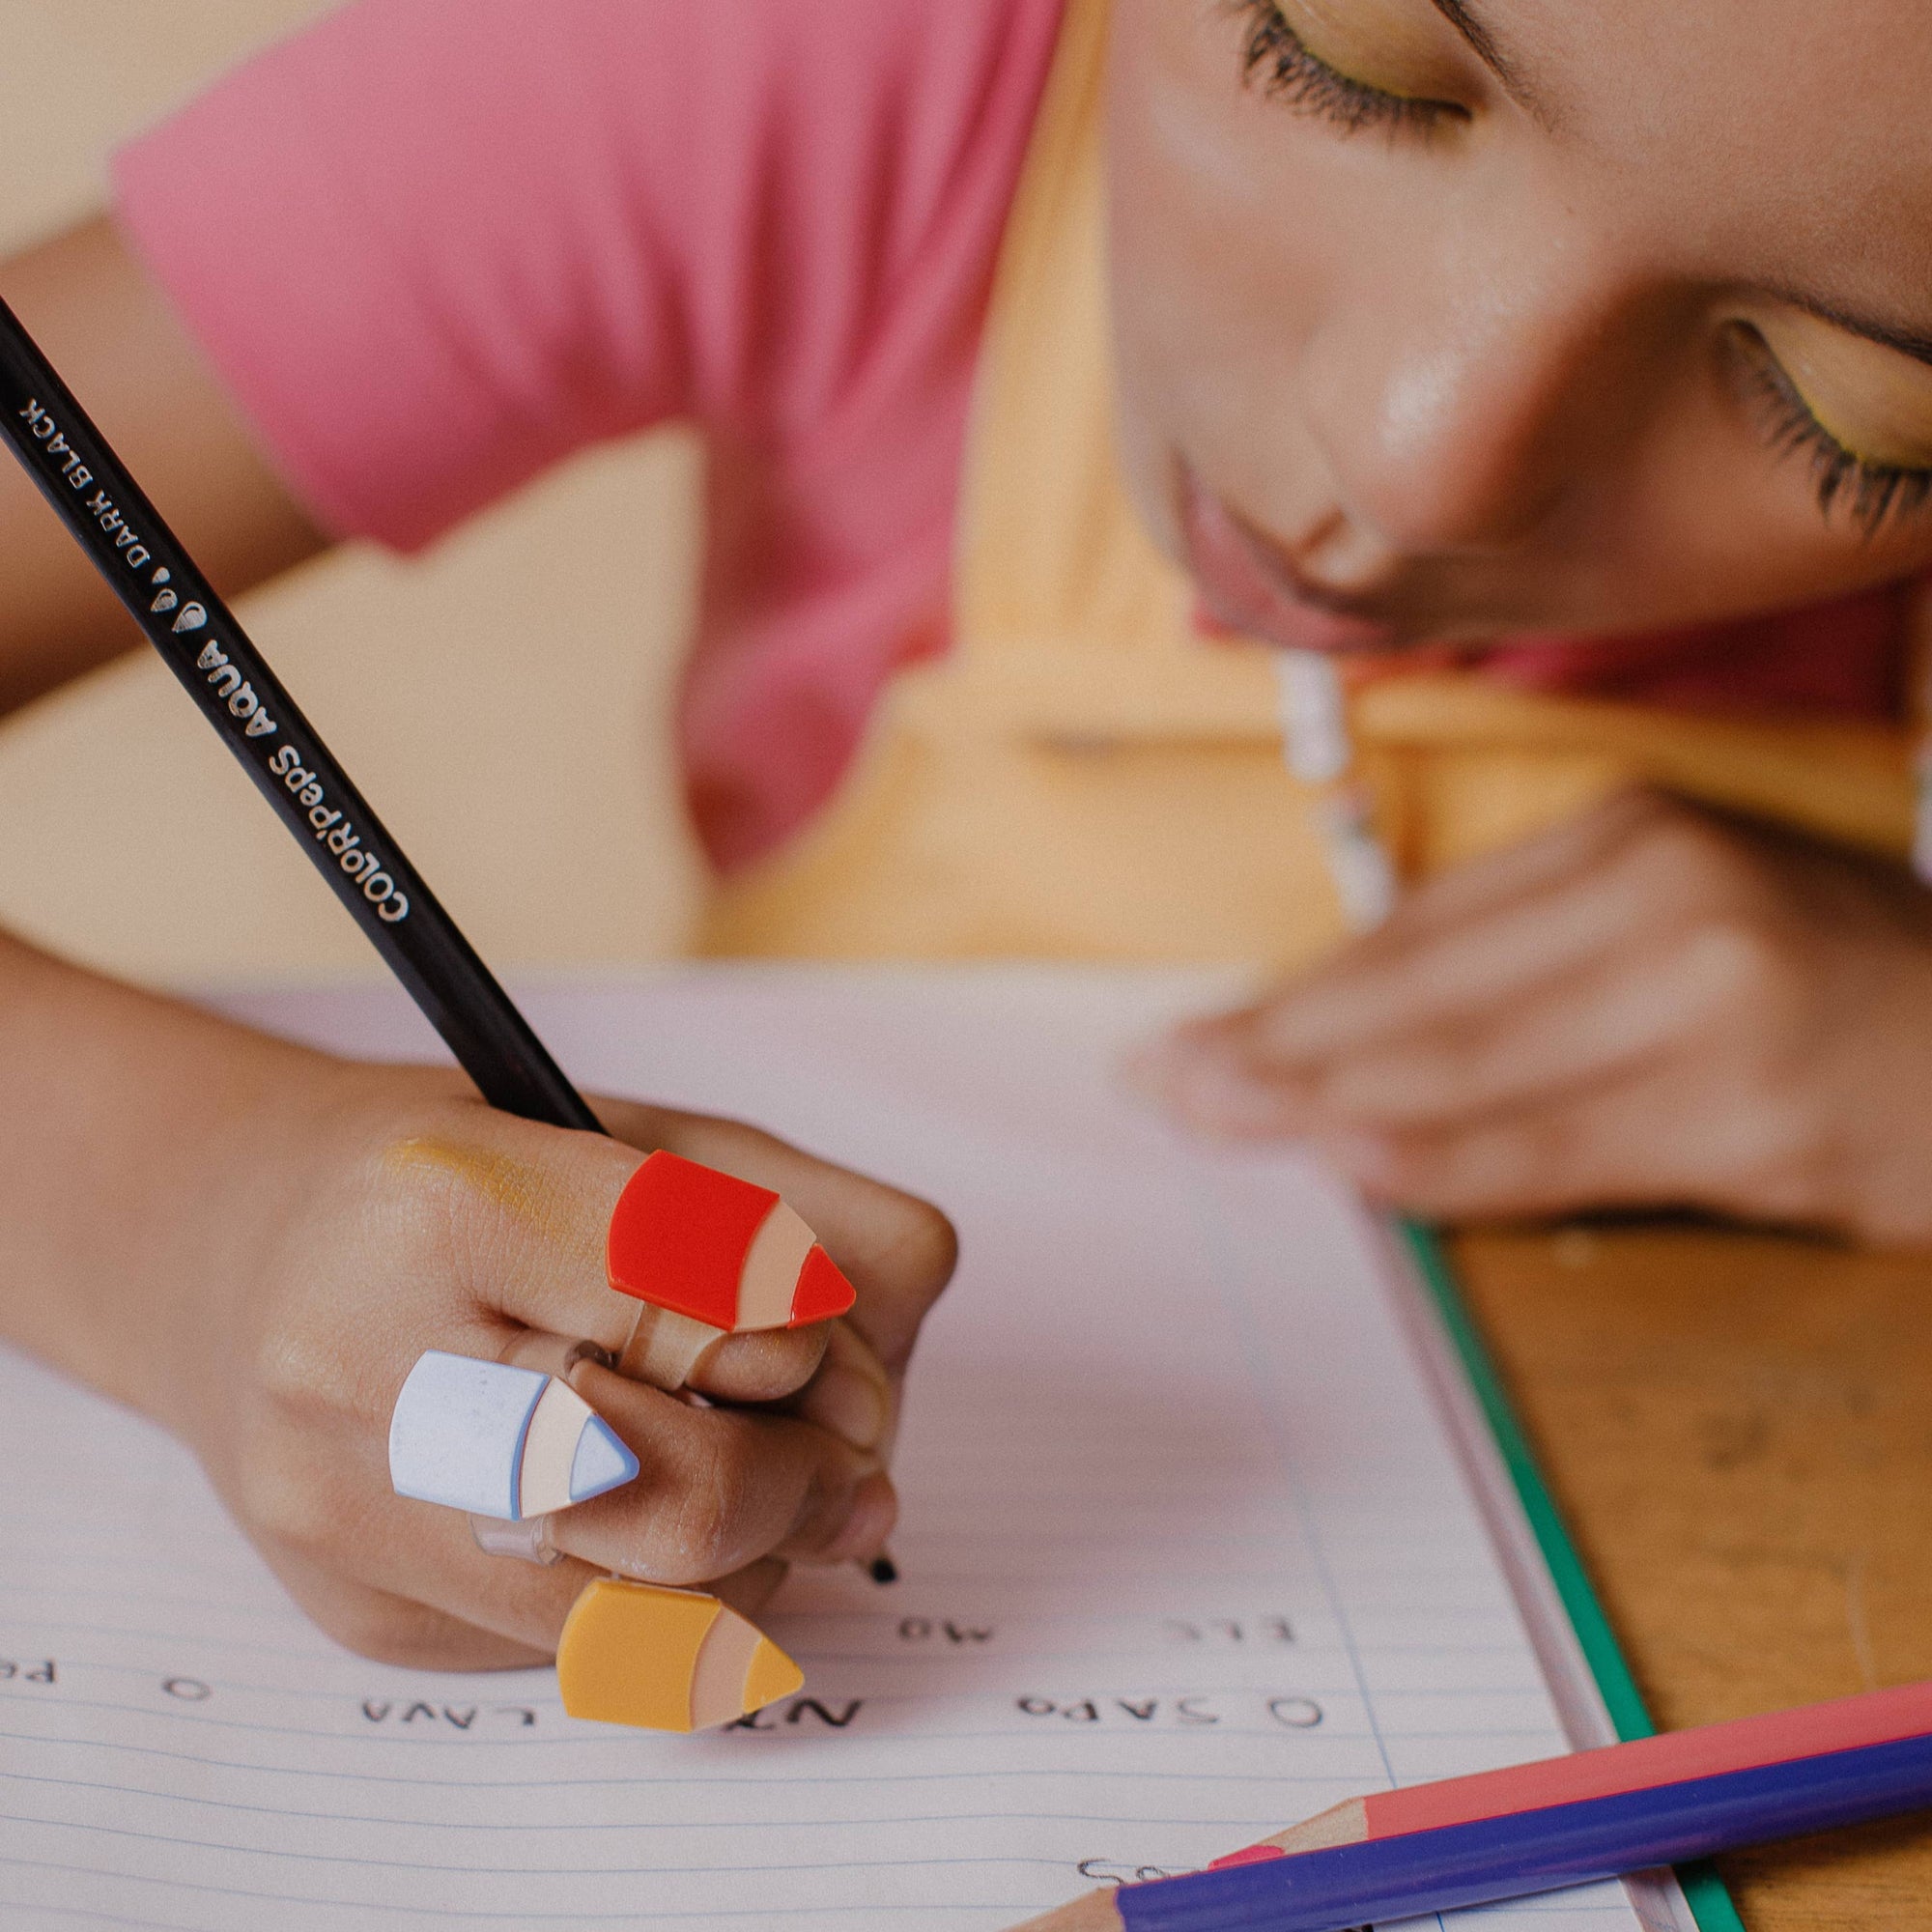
5, 0, 1932, 1674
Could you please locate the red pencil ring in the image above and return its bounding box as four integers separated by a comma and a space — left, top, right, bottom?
604, 1151, 858, 1390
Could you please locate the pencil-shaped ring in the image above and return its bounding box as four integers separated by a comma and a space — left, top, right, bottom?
387, 1350, 640, 1538
605, 1151, 858, 1389
556, 1577, 804, 1733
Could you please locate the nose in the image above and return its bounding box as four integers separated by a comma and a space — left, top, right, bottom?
1293, 219, 1628, 569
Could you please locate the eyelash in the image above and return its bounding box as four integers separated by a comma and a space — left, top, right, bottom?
1737, 333, 1932, 538
1232, 0, 1463, 135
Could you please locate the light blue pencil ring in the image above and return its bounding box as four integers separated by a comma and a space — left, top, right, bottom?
388, 1344, 640, 1566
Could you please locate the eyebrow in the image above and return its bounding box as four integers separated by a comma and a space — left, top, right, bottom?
1428, 0, 1551, 123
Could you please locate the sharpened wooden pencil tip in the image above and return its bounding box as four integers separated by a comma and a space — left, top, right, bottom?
1002, 1889, 1124, 1931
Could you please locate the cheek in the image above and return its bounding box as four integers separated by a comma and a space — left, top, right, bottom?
1105, 3, 1338, 506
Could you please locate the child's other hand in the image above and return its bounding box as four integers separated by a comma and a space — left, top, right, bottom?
1136, 789, 1932, 1246
165, 1075, 955, 1670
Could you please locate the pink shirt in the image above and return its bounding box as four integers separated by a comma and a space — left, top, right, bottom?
113, 0, 1911, 873
114, 0, 1065, 870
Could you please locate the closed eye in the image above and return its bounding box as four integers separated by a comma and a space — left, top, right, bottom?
1232, 1, 1467, 137
1733, 326, 1932, 539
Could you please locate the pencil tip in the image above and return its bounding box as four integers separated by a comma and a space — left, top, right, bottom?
867, 1555, 899, 1585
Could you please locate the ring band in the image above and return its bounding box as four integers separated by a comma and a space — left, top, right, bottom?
617, 1304, 722, 1391
470, 1512, 561, 1565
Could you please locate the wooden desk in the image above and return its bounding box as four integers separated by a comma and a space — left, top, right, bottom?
1451, 1224, 1932, 1930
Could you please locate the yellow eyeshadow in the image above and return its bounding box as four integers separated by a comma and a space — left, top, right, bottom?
1281, 0, 1474, 104
1750, 309, 1932, 470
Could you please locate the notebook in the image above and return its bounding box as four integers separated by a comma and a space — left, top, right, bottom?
0, 968, 1727, 1931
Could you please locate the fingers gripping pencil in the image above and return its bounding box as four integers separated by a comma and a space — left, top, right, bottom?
0, 298, 823, 1739
383, 1155, 855, 1733
602, 1153, 900, 1583
428, 1159, 861, 1574
606, 1151, 858, 1389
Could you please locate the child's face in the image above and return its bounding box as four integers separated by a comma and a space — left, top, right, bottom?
1108, 0, 1932, 651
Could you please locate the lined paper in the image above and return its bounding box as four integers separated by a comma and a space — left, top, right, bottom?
1, 969, 1655, 1931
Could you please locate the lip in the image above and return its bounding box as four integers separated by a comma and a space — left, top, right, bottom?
1179, 474, 1405, 656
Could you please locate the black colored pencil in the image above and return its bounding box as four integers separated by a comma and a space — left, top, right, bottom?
0, 296, 601, 1134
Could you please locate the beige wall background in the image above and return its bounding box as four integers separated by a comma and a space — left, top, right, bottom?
0, 2, 705, 984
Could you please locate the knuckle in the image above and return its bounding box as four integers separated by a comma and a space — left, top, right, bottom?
885, 1199, 960, 1301
1642, 811, 1741, 889
1680, 915, 1797, 1014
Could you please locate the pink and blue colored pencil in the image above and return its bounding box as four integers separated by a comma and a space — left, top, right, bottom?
1013, 1681, 1932, 1930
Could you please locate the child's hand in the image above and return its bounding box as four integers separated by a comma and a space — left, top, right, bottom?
156, 1068, 955, 1671
1136, 789, 1932, 1246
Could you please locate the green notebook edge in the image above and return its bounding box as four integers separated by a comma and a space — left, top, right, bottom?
1398, 1221, 1749, 1932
